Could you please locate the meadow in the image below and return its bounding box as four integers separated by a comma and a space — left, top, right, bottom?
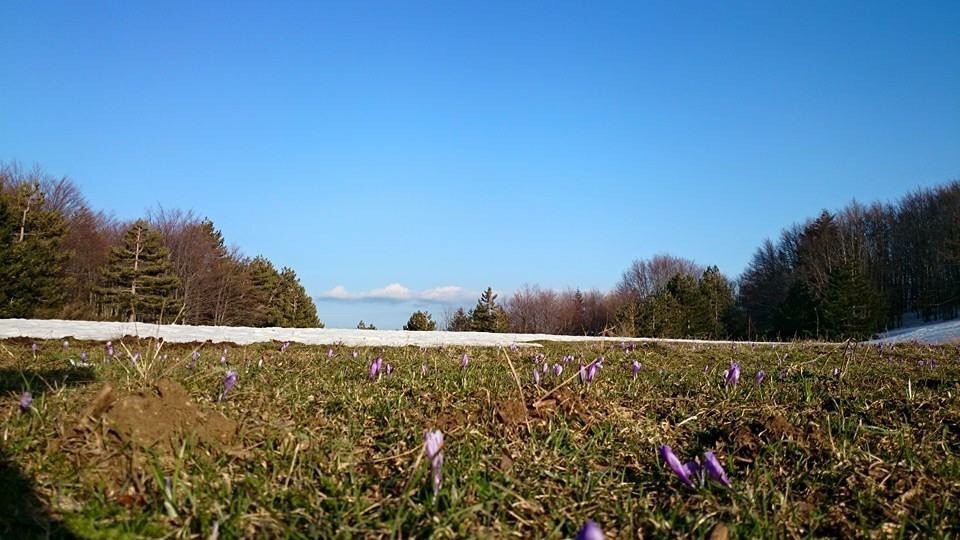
1, 337, 958, 538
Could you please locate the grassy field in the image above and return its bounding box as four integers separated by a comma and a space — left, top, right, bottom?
1, 337, 959, 539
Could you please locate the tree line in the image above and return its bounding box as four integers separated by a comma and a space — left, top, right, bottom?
410, 180, 959, 340
0, 163, 322, 327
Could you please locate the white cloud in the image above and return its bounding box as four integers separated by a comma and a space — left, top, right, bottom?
318, 283, 475, 304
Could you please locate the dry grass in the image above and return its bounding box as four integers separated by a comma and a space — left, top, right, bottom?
2, 337, 959, 538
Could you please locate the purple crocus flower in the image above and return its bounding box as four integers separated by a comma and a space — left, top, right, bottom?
31, 343, 38, 355
724, 362, 741, 386
533, 368, 541, 385
352, 350, 359, 359
106, 342, 114, 358
587, 362, 599, 382
19, 391, 32, 413
279, 341, 290, 353
424, 429, 444, 498
755, 370, 765, 385
631, 360, 642, 378
578, 364, 587, 384
81, 351, 88, 363
541, 362, 549, 374
220, 370, 238, 401
554, 363, 563, 377
459, 353, 469, 370
660, 445, 696, 486
385, 363, 394, 376
369, 357, 383, 379
62, 340, 69, 350
327, 348, 334, 359
576, 520, 604, 540
509, 343, 518, 352
191, 350, 200, 368
703, 451, 731, 488
220, 350, 227, 365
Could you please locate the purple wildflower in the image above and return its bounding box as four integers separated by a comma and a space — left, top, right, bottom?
106, 342, 114, 358
660, 445, 695, 486
31, 343, 38, 355
631, 360, 642, 378
460, 353, 469, 370
579, 364, 587, 384
327, 348, 334, 359
755, 370, 765, 385
385, 363, 394, 376
541, 362, 549, 374
279, 341, 290, 353
587, 362, 599, 382
352, 350, 359, 359
191, 350, 200, 368
63, 340, 69, 350
424, 429, 444, 498
510, 343, 518, 352
220, 370, 238, 401
533, 368, 541, 385
19, 391, 32, 413
81, 351, 88, 363
724, 362, 741, 386
576, 520, 605, 540
369, 357, 383, 380
220, 350, 227, 365
554, 363, 563, 377
703, 451, 731, 488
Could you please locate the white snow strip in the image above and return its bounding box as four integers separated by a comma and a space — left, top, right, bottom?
871, 318, 960, 345
1, 319, 798, 347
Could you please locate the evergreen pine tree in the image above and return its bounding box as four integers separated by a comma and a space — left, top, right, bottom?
247, 256, 283, 326
97, 220, 179, 322
470, 287, 508, 332
822, 262, 884, 339
404, 310, 437, 331
698, 266, 735, 338
0, 183, 68, 317
275, 267, 322, 327
446, 307, 471, 331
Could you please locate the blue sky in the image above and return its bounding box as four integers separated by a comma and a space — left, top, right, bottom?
2, 1, 958, 329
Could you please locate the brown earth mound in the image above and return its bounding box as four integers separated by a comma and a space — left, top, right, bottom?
60, 378, 236, 455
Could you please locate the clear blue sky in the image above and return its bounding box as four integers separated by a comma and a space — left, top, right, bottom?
2, 1, 958, 329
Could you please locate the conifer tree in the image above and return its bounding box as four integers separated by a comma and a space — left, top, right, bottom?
699, 266, 735, 338
97, 220, 179, 322
470, 287, 509, 332
822, 262, 884, 339
275, 267, 322, 327
0, 182, 68, 317
404, 310, 437, 331
247, 256, 283, 326
446, 307, 471, 331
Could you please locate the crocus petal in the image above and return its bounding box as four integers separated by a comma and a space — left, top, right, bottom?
703, 451, 732, 487
220, 371, 238, 401
660, 445, 693, 486
554, 364, 563, 376
425, 429, 444, 459
755, 370, 765, 385
533, 368, 541, 385
576, 519, 605, 540
19, 391, 32, 412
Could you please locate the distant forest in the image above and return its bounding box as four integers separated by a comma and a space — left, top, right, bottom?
3, 162, 957, 340
0, 162, 321, 327
442, 179, 959, 341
